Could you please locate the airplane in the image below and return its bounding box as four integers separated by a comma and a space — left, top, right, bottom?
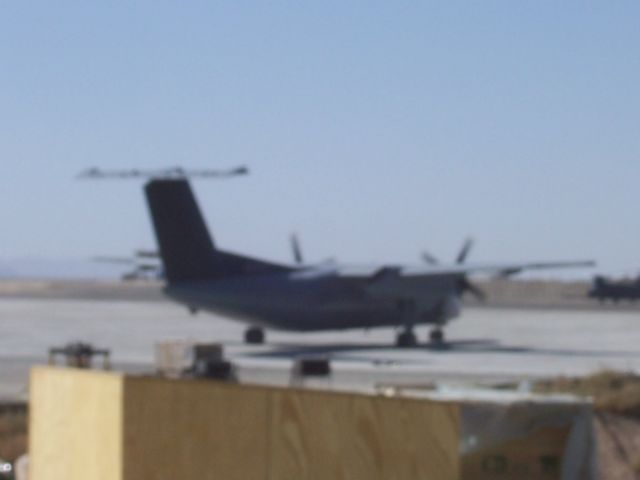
588, 275, 640, 303
143, 178, 595, 347
93, 250, 163, 281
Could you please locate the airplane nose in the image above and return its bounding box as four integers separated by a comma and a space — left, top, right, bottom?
443, 295, 461, 320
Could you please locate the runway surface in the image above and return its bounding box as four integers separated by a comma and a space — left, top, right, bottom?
1, 297, 640, 399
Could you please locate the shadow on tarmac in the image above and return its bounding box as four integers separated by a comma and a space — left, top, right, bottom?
240, 338, 640, 362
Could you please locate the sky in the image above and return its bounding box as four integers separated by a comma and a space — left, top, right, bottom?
1, 2, 639, 278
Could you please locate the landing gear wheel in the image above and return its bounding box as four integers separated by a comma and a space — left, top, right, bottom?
396, 330, 418, 348
429, 329, 444, 344
245, 327, 265, 345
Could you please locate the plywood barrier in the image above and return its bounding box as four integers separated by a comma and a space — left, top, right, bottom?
29, 367, 459, 480
30, 368, 123, 480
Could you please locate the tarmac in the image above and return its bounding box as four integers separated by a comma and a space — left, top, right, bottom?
2, 290, 640, 400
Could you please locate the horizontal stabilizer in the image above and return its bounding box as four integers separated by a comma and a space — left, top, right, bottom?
145, 179, 290, 283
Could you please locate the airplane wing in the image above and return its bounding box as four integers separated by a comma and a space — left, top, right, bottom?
399, 260, 595, 277
337, 260, 595, 280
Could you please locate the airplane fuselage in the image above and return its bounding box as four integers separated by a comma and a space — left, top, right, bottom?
165, 270, 461, 332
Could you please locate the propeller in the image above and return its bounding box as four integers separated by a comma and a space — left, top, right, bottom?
456, 276, 487, 302
290, 233, 304, 265
456, 237, 474, 264
454, 237, 486, 302
421, 251, 439, 265
421, 237, 487, 302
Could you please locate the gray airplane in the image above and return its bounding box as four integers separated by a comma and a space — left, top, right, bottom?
144, 178, 594, 347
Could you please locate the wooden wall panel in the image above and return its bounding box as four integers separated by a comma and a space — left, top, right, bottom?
269, 389, 459, 480
122, 377, 269, 480
29, 368, 459, 480
29, 367, 123, 480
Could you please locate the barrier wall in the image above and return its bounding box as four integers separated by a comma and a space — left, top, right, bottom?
388, 387, 596, 480
30, 367, 459, 480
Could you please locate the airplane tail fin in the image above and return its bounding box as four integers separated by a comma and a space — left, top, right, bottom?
145, 179, 289, 283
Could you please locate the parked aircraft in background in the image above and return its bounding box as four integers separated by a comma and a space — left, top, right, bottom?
588, 275, 640, 303
142, 177, 595, 347
93, 249, 163, 281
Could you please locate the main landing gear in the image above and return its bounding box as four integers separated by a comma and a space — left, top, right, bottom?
429, 328, 445, 344
395, 329, 418, 348
244, 326, 265, 345
395, 327, 446, 347
393, 298, 448, 348
395, 299, 418, 348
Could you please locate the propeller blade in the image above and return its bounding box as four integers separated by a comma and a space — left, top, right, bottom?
456, 237, 474, 264
466, 281, 487, 302
457, 277, 487, 302
421, 251, 439, 265
291, 233, 303, 264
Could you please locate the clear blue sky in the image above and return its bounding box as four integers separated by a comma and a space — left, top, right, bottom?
1, 2, 639, 277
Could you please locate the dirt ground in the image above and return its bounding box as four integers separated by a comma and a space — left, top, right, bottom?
536, 371, 640, 479
0, 403, 27, 464
596, 412, 640, 480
